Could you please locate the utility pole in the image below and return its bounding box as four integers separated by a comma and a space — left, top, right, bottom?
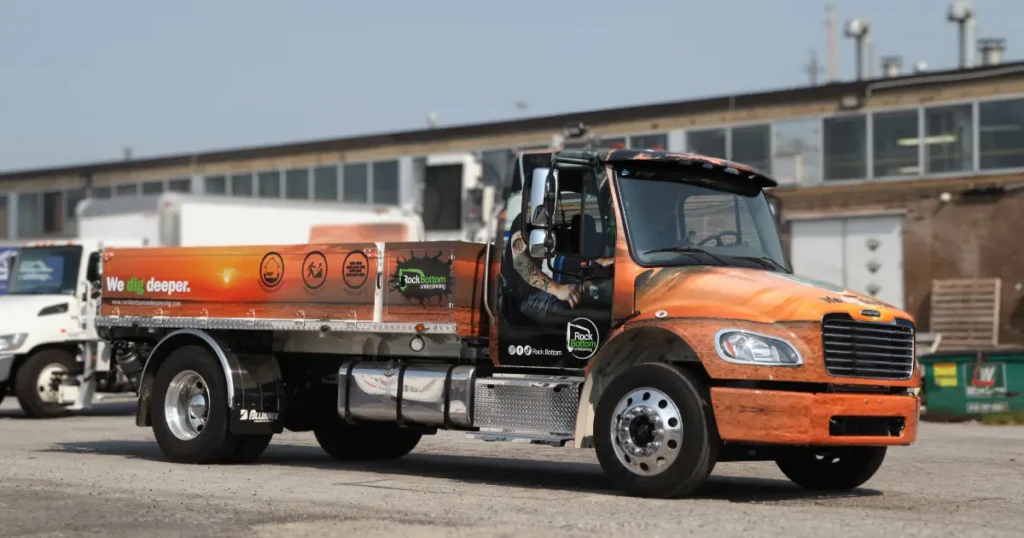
826, 3, 838, 82
804, 49, 824, 85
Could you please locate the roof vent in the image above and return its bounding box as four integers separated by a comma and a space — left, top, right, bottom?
978, 38, 1006, 66
844, 18, 872, 80
948, 1, 976, 69
881, 56, 902, 78
913, 61, 930, 74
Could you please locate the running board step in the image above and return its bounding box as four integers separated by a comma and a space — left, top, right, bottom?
467, 430, 573, 447
472, 375, 583, 437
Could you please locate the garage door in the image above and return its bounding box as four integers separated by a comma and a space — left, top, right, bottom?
789, 214, 905, 310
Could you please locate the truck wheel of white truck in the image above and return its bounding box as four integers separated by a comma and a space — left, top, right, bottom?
775, 446, 887, 491
313, 412, 422, 461
14, 349, 76, 419
151, 345, 272, 464
593, 363, 718, 499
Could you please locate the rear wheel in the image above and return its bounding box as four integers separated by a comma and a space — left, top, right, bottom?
151, 345, 273, 464
15, 349, 76, 419
593, 363, 718, 499
314, 414, 421, 461
775, 446, 887, 490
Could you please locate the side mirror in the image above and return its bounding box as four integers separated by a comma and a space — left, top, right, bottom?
528, 228, 556, 259
89, 280, 102, 300
85, 252, 102, 283
528, 167, 558, 228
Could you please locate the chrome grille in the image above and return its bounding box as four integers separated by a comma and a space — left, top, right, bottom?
821, 314, 915, 380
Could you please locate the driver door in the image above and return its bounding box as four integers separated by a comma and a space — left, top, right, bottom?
496, 156, 615, 369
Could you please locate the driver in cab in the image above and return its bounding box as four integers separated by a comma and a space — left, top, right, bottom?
502, 212, 613, 326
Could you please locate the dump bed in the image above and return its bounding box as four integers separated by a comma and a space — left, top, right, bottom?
97, 241, 492, 337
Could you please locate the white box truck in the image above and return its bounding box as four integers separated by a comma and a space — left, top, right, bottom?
0, 193, 425, 417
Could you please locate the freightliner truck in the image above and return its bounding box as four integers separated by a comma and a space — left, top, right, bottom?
94, 148, 921, 498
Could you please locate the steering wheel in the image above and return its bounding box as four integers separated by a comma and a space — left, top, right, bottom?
697, 230, 740, 247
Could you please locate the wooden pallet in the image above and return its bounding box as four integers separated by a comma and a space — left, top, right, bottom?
929, 278, 1001, 351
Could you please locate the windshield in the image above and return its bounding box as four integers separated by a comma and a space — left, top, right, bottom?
7, 246, 83, 295
615, 166, 788, 271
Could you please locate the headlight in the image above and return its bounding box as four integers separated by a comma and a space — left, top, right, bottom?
0, 333, 28, 352
714, 329, 802, 366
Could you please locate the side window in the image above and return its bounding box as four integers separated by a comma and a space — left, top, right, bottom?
682, 194, 759, 246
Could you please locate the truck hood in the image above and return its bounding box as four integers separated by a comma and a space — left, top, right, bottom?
0, 295, 73, 328
633, 266, 911, 325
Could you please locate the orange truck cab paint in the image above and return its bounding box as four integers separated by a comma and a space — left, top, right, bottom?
95, 136, 920, 499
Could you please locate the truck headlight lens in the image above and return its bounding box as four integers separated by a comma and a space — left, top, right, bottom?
0, 333, 28, 352
714, 330, 802, 366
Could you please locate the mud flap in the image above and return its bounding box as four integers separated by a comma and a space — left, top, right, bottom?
226, 351, 286, 436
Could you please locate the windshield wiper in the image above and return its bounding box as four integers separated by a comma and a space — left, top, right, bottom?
642, 247, 731, 266
735, 256, 788, 272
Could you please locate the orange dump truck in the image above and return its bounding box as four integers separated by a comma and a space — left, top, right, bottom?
95, 148, 920, 498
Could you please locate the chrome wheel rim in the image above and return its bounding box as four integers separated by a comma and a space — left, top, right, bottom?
609, 387, 684, 476
36, 363, 67, 404
164, 370, 210, 441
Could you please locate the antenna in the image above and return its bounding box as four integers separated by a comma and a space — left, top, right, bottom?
844, 18, 871, 80
826, 4, 838, 82
948, 1, 976, 69
804, 50, 824, 85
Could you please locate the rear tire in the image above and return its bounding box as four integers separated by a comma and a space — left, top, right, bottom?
314, 415, 421, 461
15, 349, 76, 419
775, 446, 887, 490
593, 363, 718, 499
151, 345, 239, 464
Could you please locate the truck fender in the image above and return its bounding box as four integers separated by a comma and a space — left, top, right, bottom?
135, 329, 285, 436
572, 324, 705, 449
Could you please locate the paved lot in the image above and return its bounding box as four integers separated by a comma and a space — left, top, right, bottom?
0, 398, 1022, 537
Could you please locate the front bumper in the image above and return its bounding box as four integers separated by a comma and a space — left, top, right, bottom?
710, 387, 919, 446
0, 354, 14, 384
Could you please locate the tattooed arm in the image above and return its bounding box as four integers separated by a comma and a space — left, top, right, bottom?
510, 231, 580, 307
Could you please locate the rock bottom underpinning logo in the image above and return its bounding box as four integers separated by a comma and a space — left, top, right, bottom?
389, 251, 453, 306
566, 317, 599, 360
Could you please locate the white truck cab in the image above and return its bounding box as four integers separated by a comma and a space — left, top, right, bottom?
0, 238, 144, 417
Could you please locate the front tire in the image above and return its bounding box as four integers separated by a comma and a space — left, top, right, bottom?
15, 349, 76, 419
776, 446, 887, 490
593, 363, 718, 499
314, 414, 422, 461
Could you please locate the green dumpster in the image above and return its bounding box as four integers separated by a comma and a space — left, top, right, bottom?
918, 349, 1024, 420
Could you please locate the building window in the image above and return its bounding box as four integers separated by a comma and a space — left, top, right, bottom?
168, 178, 191, 193
91, 186, 112, 198
230, 174, 253, 196
772, 118, 822, 185
204, 176, 227, 195
686, 129, 727, 159
343, 163, 368, 203
925, 104, 973, 173
285, 168, 310, 200
313, 165, 339, 201
979, 97, 1024, 170
629, 133, 668, 151
823, 115, 867, 180
481, 149, 515, 186
42, 191, 62, 235
141, 180, 164, 195
872, 109, 920, 177
65, 189, 87, 222
595, 136, 627, 150
0, 194, 8, 239
114, 183, 138, 197
730, 124, 771, 173
372, 160, 399, 205
257, 171, 281, 198
17, 193, 41, 237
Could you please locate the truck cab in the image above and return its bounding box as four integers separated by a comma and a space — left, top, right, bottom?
0, 238, 144, 416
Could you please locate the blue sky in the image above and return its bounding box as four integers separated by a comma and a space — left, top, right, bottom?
0, 0, 1019, 172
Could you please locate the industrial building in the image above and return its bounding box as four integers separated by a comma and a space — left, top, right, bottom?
2, 34, 1023, 345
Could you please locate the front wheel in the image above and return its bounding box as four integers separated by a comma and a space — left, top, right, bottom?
775, 446, 887, 490
593, 363, 718, 499
14, 349, 76, 418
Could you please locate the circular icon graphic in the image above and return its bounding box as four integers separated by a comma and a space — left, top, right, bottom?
524, 345, 532, 356
302, 251, 328, 290
566, 317, 600, 360
342, 251, 369, 289
508, 344, 517, 356
259, 251, 284, 289
515, 345, 524, 356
